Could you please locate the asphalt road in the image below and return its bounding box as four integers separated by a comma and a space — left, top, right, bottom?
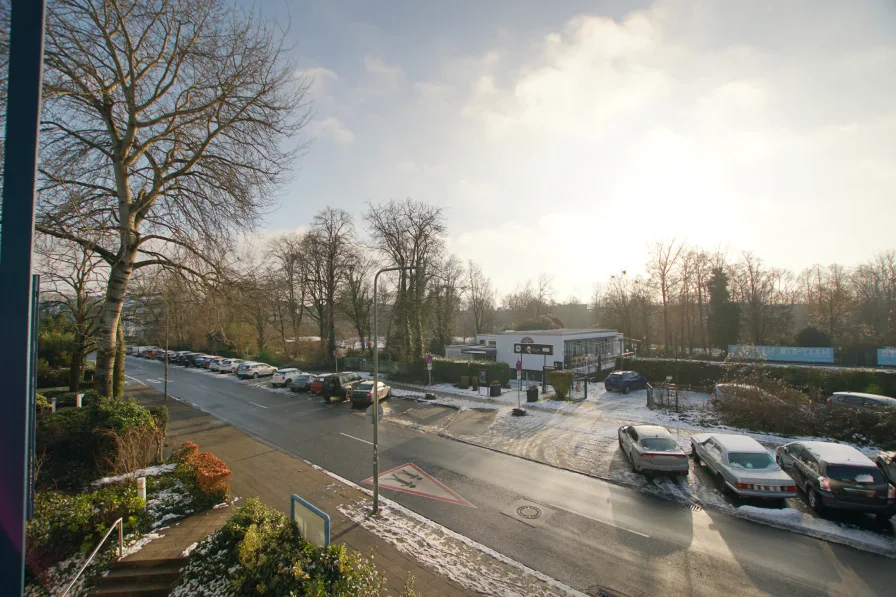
126, 357, 894, 597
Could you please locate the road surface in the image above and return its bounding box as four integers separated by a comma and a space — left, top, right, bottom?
126, 357, 893, 597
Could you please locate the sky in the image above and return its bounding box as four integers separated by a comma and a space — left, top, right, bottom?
256, 0, 896, 301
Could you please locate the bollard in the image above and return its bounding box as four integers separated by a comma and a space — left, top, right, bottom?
76, 393, 83, 408
51, 397, 56, 413
137, 477, 147, 507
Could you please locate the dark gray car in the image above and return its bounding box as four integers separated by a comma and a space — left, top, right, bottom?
776, 441, 895, 521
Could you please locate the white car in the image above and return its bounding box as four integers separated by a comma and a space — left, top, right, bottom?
218, 358, 244, 374
691, 433, 797, 499
272, 368, 303, 387
618, 425, 689, 477
237, 362, 277, 379
209, 358, 226, 372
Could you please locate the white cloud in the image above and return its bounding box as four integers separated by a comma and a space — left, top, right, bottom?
297, 66, 340, 105
357, 55, 405, 97
309, 116, 356, 145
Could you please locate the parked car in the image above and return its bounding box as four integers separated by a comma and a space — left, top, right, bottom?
618, 424, 689, 477
208, 358, 225, 372
310, 375, 327, 394
691, 433, 797, 499
272, 368, 303, 388
218, 359, 244, 374
826, 392, 896, 409
178, 352, 200, 366
171, 351, 192, 363
775, 441, 895, 520
194, 355, 214, 368
202, 356, 221, 369
351, 381, 391, 407
876, 452, 896, 487
236, 362, 277, 379
126, 346, 136, 355
289, 374, 314, 393
604, 371, 648, 394
322, 372, 363, 401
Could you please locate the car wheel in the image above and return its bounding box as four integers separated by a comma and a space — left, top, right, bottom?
623, 385, 632, 394
808, 488, 825, 514
253, 372, 258, 379
717, 472, 731, 495
285, 379, 292, 386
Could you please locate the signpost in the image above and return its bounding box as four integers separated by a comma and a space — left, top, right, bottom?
426, 353, 433, 386
513, 359, 526, 416
333, 348, 346, 373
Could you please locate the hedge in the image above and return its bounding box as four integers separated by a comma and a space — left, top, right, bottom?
549, 370, 574, 400
616, 357, 896, 396
171, 499, 413, 597
389, 357, 511, 386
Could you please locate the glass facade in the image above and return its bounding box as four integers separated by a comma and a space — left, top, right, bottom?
564, 337, 614, 371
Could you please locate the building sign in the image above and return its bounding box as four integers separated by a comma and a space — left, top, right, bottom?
879, 349, 896, 367
514, 343, 553, 355
728, 345, 834, 364
520, 337, 534, 344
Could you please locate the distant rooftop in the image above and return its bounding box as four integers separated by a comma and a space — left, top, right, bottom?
497, 328, 617, 336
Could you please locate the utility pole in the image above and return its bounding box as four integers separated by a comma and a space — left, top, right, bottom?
372, 264, 418, 514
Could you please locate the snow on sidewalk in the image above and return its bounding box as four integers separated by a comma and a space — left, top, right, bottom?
339, 501, 588, 597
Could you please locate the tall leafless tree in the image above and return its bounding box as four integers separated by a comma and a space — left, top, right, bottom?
35, 0, 310, 396
466, 260, 495, 335
648, 239, 685, 349
340, 249, 374, 351
428, 255, 465, 352
266, 234, 307, 357
365, 199, 445, 361
35, 238, 106, 390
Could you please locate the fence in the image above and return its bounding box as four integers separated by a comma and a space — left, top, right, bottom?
646, 382, 704, 413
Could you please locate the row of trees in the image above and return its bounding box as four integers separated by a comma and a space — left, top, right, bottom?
594, 240, 896, 353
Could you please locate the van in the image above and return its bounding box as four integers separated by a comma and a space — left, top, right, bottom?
322, 372, 363, 401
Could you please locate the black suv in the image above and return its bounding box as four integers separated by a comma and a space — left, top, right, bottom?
321, 372, 363, 401
776, 441, 895, 521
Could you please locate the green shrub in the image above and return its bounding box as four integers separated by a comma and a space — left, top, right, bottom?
175, 499, 387, 597
37, 359, 71, 389
148, 405, 168, 437
549, 370, 575, 400
26, 483, 149, 577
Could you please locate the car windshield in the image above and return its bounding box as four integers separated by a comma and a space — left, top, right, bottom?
640, 438, 677, 451
826, 466, 884, 484
727, 452, 775, 470
314, 376, 324, 382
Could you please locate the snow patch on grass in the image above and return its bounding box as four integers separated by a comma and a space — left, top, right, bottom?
91, 463, 176, 486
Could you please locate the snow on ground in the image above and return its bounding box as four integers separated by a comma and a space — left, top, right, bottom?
24, 552, 89, 597
92, 463, 176, 486
339, 501, 588, 597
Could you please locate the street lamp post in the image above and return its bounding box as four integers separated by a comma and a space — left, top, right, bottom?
372, 264, 417, 514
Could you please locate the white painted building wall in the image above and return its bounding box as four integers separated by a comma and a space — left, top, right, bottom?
495, 329, 623, 373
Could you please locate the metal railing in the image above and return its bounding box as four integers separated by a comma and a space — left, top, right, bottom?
61, 517, 124, 597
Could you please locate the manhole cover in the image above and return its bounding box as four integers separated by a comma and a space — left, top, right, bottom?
517, 505, 542, 519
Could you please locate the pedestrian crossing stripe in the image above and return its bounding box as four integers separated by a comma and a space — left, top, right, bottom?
362, 462, 475, 508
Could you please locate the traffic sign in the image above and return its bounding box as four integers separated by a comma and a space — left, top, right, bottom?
516, 370, 521, 380
333, 348, 346, 358
363, 462, 474, 507
514, 343, 553, 356
426, 353, 433, 364
427, 363, 432, 371
515, 360, 522, 372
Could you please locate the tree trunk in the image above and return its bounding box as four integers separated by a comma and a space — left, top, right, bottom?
112, 319, 125, 398
69, 340, 83, 392
94, 260, 133, 397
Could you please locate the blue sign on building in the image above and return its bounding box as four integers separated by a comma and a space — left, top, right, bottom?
728, 345, 834, 364
878, 349, 896, 367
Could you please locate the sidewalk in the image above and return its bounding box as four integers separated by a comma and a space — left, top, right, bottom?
126, 384, 474, 597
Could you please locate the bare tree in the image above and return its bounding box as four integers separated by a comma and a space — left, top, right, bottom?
648, 239, 685, 349
364, 199, 445, 361
310, 208, 355, 355
340, 249, 374, 351
35, 0, 310, 396
266, 234, 307, 357
35, 238, 106, 390
428, 255, 466, 353
466, 260, 495, 335
802, 264, 854, 344
730, 252, 794, 345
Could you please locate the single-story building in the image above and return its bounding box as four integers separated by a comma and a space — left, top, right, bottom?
496, 329, 623, 377
444, 333, 497, 360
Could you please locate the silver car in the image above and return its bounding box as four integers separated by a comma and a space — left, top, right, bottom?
218, 358, 244, 374
237, 361, 277, 379
618, 425, 689, 477
691, 433, 797, 499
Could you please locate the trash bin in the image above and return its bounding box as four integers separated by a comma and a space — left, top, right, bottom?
490, 384, 501, 397
527, 386, 539, 402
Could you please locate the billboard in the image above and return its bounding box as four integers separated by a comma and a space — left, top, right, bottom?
728, 345, 834, 364
878, 349, 896, 367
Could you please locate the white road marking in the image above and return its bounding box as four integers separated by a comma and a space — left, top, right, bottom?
340, 432, 373, 445
248, 401, 268, 409
197, 384, 210, 390
547, 502, 650, 538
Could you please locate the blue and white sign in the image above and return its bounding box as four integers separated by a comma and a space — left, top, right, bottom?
728, 345, 834, 364
878, 349, 896, 367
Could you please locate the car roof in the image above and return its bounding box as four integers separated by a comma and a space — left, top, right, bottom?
798, 441, 874, 466
631, 425, 672, 438
278, 367, 298, 371
698, 433, 765, 452
240, 361, 258, 365
610, 370, 635, 375
833, 392, 896, 402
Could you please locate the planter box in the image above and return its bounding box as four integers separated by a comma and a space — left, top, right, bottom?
490, 385, 501, 397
